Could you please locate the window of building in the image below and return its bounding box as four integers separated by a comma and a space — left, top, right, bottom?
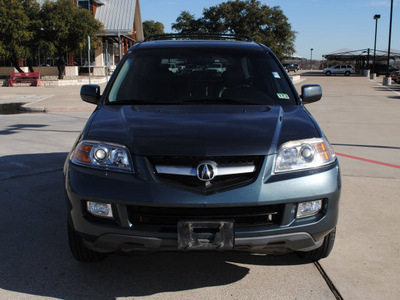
78, 0, 90, 10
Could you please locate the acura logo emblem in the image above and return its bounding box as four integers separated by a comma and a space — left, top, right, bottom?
196, 161, 218, 181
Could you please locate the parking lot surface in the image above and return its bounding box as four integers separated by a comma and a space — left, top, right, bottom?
0, 73, 399, 299
300, 73, 400, 299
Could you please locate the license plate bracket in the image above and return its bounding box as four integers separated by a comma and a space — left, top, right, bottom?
177, 220, 234, 250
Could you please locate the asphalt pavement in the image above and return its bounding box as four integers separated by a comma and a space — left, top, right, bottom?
0, 72, 399, 299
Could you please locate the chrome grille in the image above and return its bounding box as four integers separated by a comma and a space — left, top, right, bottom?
147, 156, 264, 194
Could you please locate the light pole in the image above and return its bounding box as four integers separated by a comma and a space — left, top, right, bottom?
88, 1, 91, 84
373, 14, 380, 75
384, 0, 394, 85
88, 36, 91, 84
310, 48, 313, 70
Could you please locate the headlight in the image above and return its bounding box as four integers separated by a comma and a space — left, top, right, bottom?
71, 141, 133, 173
275, 138, 335, 173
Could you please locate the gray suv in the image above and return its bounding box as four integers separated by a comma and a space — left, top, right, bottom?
65, 34, 341, 262
323, 65, 355, 76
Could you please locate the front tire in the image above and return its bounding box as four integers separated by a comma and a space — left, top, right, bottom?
326, 71, 332, 76
68, 223, 107, 262
297, 228, 336, 262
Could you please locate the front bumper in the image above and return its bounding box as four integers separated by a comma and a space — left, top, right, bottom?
65, 155, 341, 253
84, 231, 324, 254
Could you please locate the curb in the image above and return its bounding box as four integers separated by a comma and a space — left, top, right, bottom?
19, 106, 46, 112
290, 75, 301, 82
40, 77, 108, 86
19, 105, 95, 113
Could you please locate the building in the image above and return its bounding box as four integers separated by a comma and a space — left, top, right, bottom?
75, 0, 144, 74
1, 0, 143, 77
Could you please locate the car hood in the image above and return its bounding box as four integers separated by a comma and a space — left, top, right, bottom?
86, 105, 320, 156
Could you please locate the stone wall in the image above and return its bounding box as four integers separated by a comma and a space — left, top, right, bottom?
0, 67, 28, 76
0, 66, 58, 76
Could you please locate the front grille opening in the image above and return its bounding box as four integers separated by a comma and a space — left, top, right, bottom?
157, 173, 254, 190
126, 205, 283, 227
147, 155, 264, 194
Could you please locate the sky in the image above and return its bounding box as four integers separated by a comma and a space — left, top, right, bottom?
140, 0, 400, 60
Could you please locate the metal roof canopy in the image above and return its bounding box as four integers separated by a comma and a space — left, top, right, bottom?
323, 48, 400, 61
37, 0, 141, 37
95, 0, 137, 36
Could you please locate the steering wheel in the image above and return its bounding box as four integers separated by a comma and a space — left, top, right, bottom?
218, 84, 252, 98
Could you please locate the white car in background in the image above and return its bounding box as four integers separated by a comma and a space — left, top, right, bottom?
162, 63, 179, 73
323, 65, 355, 76
207, 62, 226, 73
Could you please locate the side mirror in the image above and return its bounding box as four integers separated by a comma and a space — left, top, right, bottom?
81, 84, 101, 104
301, 84, 322, 104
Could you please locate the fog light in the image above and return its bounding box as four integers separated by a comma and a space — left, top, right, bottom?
296, 200, 322, 218
87, 201, 113, 218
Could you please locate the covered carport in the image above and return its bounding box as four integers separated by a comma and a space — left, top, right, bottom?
323, 48, 400, 74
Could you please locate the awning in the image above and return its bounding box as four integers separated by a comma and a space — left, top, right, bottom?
323, 48, 400, 61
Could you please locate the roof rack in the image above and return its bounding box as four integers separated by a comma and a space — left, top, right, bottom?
144, 33, 254, 43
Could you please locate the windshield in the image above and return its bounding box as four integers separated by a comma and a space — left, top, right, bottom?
107, 47, 297, 105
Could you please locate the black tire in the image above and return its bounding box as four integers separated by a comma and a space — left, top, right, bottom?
297, 228, 336, 262
326, 71, 331, 76
68, 223, 107, 262
345, 71, 350, 76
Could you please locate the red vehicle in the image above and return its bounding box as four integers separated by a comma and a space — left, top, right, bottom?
390, 70, 400, 83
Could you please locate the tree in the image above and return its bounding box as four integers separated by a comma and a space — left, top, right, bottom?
40, 0, 103, 79
171, 11, 204, 33
172, 0, 296, 60
0, 0, 34, 72
21, 0, 41, 72
143, 20, 164, 37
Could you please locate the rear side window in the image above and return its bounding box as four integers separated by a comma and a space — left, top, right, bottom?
107, 47, 297, 106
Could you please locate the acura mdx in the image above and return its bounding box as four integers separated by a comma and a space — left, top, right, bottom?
64, 34, 341, 262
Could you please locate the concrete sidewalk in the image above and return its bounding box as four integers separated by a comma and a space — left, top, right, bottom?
0, 82, 107, 112
295, 74, 400, 299
0, 75, 306, 113
0, 73, 394, 113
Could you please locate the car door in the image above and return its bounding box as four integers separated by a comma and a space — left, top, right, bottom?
337, 65, 346, 74
332, 65, 340, 74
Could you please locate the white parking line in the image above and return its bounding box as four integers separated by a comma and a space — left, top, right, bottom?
370, 79, 400, 96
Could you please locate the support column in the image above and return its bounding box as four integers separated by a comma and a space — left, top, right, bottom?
95, 42, 104, 67
124, 39, 129, 54
68, 53, 74, 66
